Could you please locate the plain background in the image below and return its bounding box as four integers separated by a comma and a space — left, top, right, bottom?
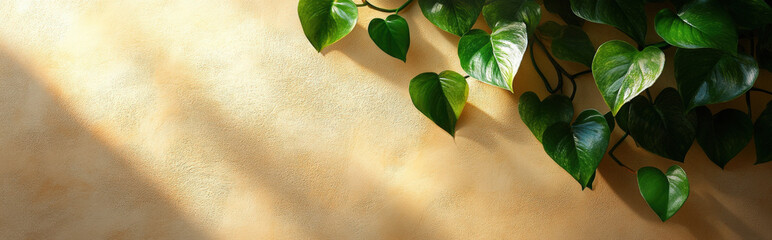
0, 0, 771, 239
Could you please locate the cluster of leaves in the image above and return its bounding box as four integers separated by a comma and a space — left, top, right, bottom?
299, 0, 772, 222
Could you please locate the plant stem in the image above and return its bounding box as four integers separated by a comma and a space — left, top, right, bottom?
746, 92, 753, 116
569, 77, 577, 101
751, 87, 772, 96
609, 133, 636, 174
645, 41, 671, 50
358, 0, 414, 13
645, 89, 653, 103
571, 70, 592, 79
534, 37, 571, 77
530, 43, 561, 93
464, 75, 470, 79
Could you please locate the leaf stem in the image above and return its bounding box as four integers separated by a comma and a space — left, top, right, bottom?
464, 75, 470, 79
751, 87, 772, 96
530, 43, 561, 93
534, 37, 571, 77
644, 41, 671, 51
357, 0, 414, 13
570, 70, 592, 79
645, 89, 653, 103
746, 92, 753, 116
568, 76, 577, 101
609, 133, 636, 174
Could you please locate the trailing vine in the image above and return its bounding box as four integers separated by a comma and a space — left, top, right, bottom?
299, 0, 772, 221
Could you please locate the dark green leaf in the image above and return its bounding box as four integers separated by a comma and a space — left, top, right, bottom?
637, 165, 689, 222
409, 71, 469, 136
604, 112, 615, 132
518, 92, 574, 142
674, 48, 759, 110
654, 0, 737, 53
542, 109, 611, 189
592, 40, 666, 115
538, 22, 596, 67
720, 0, 772, 30
419, 0, 484, 36
483, 0, 541, 33
695, 107, 754, 169
758, 25, 772, 72
570, 0, 647, 46
459, 23, 528, 91
298, 0, 358, 52
615, 101, 631, 132
628, 88, 697, 162
368, 15, 411, 62
544, 0, 585, 26
756, 100, 772, 164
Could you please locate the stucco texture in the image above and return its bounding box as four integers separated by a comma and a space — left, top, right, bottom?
0, 0, 771, 239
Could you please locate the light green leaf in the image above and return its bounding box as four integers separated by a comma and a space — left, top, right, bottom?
627, 88, 697, 162
459, 23, 528, 91
419, 0, 484, 36
368, 14, 410, 62
518, 92, 574, 142
674, 48, 759, 110
409, 71, 469, 137
654, 0, 737, 53
542, 109, 611, 189
570, 0, 647, 46
637, 165, 689, 222
482, 0, 541, 33
592, 40, 665, 115
755, 100, 772, 164
695, 107, 754, 169
298, 0, 358, 52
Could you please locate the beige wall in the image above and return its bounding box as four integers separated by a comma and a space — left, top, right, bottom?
0, 1, 771, 239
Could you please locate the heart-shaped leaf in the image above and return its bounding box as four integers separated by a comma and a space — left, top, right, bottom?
409, 71, 469, 136
298, 0, 358, 52
755, 100, 772, 164
482, 0, 541, 33
542, 109, 611, 189
695, 107, 754, 169
419, 0, 484, 36
368, 14, 410, 62
459, 23, 528, 91
758, 25, 772, 72
654, 0, 737, 53
674, 48, 759, 110
570, 0, 647, 46
592, 40, 666, 115
604, 112, 615, 132
720, 0, 772, 30
615, 101, 632, 132
518, 92, 574, 142
544, 0, 584, 26
627, 88, 697, 162
637, 165, 689, 222
537, 21, 596, 67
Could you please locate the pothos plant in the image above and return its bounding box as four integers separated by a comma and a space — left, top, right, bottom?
299, 0, 772, 221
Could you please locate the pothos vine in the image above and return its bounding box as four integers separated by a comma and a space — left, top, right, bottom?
299, 0, 772, 222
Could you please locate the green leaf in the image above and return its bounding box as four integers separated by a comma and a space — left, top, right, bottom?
720, 0, 772, 30
483, 0, 541, 33
537, 21, 596, 67
459, 23, 528, 91
627, 88, 697, 162
570, 0, 647, 46
592, 40, 666, 115
604, 112, 615, 132
518, 92, 574, 142
654, 0, 737, 53
637, 165, 689, 222
418, 0, 484, 36
756, 101, 772, 164
615, 101, 631, 132
758, 25, 772, 72
542, 109, 611, 189
674, 48, 759, 110
298, 0, 358, 52
409, 71, 469, 136
368, 15, 410, 62
695, 107, 754, 169
544, 0, 584, 26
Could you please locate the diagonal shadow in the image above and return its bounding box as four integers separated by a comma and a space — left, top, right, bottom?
0, 49, 210, 239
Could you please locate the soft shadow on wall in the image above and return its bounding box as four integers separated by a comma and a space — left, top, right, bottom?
0, 48, 209, 239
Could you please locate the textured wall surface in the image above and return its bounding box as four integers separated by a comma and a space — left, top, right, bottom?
1, 1, 771, 239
